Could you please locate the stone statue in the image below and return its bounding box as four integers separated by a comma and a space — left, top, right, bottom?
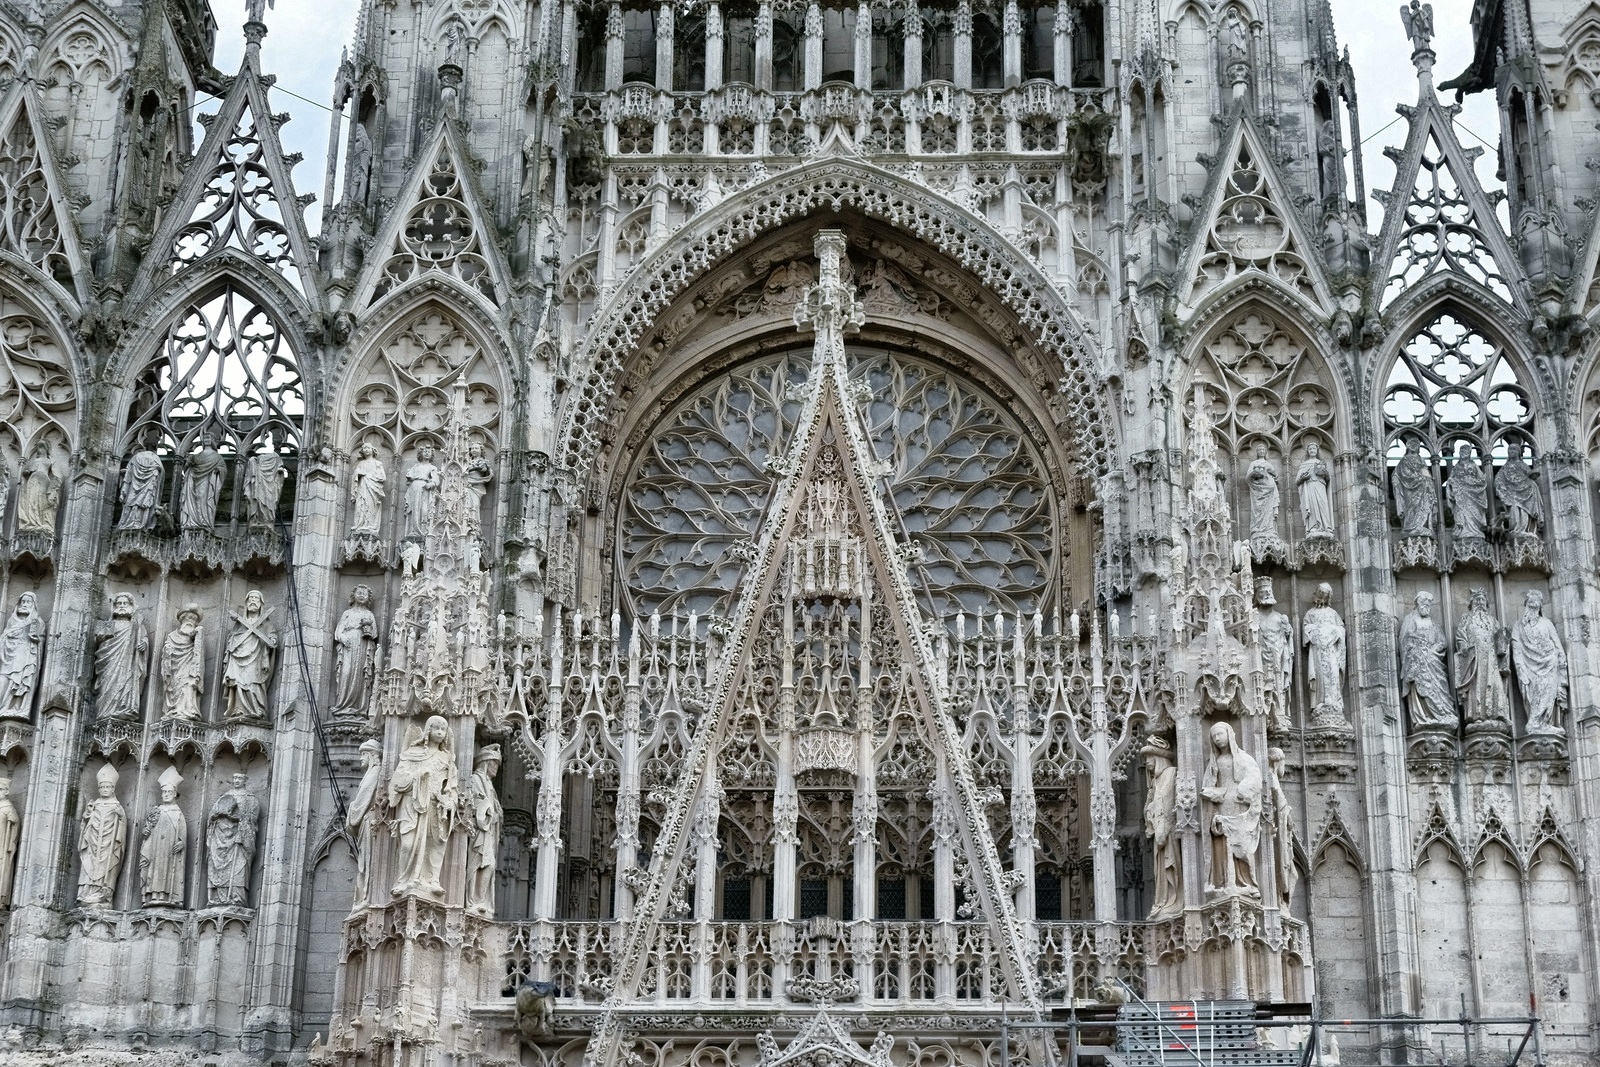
245, 0, 274, 22
179, 435, 226, 529
160, 605, 206, 721
390, 714, 458, 898
14, 452, 60, 532
242, 444, 288, 527
349, 443, 387, 537
1295, 441, 1335, 538
465, 744, 503, 916
349, 122, 374, 204
332, 585, 378, 716
1201, 721, 1261, 895
1455, 588, 1510, 729
1302, 583, 1347, 727
0, 777, 16, 907
1223, 8, 1249, 63
1391, 438, 1435, 538
403, 444, 442, 539
206, 772, 260, 906
78, 763, 126, 906
222, 590, 278, 721
1400, 0, 1433, 52
1246, 443, 1282, 557
117, 444, 164, 530
0, 592, 44, 719
348, 738, 384, 906
464, 441, 493, 527
140, 766, 186, 907
1255, 578, 1293, 731
95, 593, 150, 720
1445, 443, 1488, 539
1510, 589, 1567, 735
1266, 748, 1298, 911
1141, 737, 1182, 918
1493, 441, 1543, 536
1316, 120, 1339, 199
1399, 591, 1455, 729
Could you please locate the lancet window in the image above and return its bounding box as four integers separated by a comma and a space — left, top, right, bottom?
1189, 311, 1337, 542
120, 284, 302, 526
0, 109, 72, 287
1381, 312, 1534, 464
617, 348, 1058, 622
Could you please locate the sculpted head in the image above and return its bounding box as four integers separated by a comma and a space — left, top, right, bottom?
15, 592, 35, 615
360, 442, 376, 460
351, 584, 373, 607
1524, 589, 1545, 614
1209, 721, 1233, 750
424, 714, 449, 747
1305, 441, 1321, 459
359, 738, 383, 769
244, 590, 264, 614
418, 444, 435, 462
1313, 582, 1333, 608
231, 772, 247, 789
112, 593, 135, 617
177, 605, 203, 632
1469, 587, 1489, 612
1414, 591, 1435, 617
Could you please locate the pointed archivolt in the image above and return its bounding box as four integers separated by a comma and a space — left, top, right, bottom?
357, 126, 508, 309
138, 50, 318, 297
589, 232, 1035, 1067
1178, 117, 1331, 313
1372, 99, 1520, 312
0, 84, 86, 296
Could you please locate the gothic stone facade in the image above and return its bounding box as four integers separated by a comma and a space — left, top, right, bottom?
0, 0, 1594, 1064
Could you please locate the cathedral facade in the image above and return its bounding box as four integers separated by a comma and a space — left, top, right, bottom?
0, 0, 1593, 1063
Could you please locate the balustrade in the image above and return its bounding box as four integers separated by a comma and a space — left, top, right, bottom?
497, 919, 1144, 1008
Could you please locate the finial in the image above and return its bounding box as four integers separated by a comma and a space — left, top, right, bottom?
244, 0, 272, 51
1399, 1, 1435, 84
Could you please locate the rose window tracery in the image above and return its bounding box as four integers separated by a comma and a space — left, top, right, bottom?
618, 348, 1058, 621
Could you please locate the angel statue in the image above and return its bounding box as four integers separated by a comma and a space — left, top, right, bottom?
1400, 0, 1433, 52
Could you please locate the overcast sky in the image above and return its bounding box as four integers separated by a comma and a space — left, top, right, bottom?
218, 0, 1500, 237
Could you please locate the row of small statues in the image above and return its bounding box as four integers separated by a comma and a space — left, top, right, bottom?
1243, 438, 1545, 560
1254, 578, 1566, 735
1398, 587, 1566, 734
76, 765, 260, 909
346, 722, 503, 916
0, 591, 281, 723
1141, 724, 1299, 919
344, 440, 494, 541
113, 436, 290, 532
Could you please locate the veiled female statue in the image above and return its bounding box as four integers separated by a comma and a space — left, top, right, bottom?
390, 715, 458, 897
1201, 721, 1262, 894
1445, 443, 1488, 539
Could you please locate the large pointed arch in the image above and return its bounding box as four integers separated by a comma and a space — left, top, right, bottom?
555, 157, 1113, 478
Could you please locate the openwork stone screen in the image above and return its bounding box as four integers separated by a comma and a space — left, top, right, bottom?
1382, 311, 1534, 465
618, 348, 1057, 621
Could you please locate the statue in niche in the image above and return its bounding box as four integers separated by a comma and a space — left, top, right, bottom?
1316, 120, 1339, 199
1246, 443, 1284, 558
1201, 721, 1261, 895
77, 763, 126, 906
1455, 587, 1510, 730
1445, 443, 1488, 539
179, 434, 226, 529
160, 605, 206, 721
1255, 578, 1293, 732
140, 766, 186, 907
464, 441, 493, 528
206, 772, 260, 906
14, 452, 59, 532
348, 442, 388, 537
390, 714, 458, 898
332, 585, 379, 716
0, 592, 43, 719
1399, 591, 1455, 729
403, 444, 442, 539
465, 744, 503, 916
222, 590, 278, 721
348, 738, 384, 906
1302, 583, 1347, 727
1510, 589, 1567, 735
117, 441, 165, 530
1494, 440, 1543, 536
1295, 441, 1335, 539
1266, 747, 1298, 911
242, 439, 288, 527
1141, 736, 1182, 918
95, 593, 150, 720
1223, 8, 1249, 64
1391, 438, 1436, 538
0, 776, 17, 907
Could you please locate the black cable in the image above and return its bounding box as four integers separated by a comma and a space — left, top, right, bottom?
279, 513, 351, 826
